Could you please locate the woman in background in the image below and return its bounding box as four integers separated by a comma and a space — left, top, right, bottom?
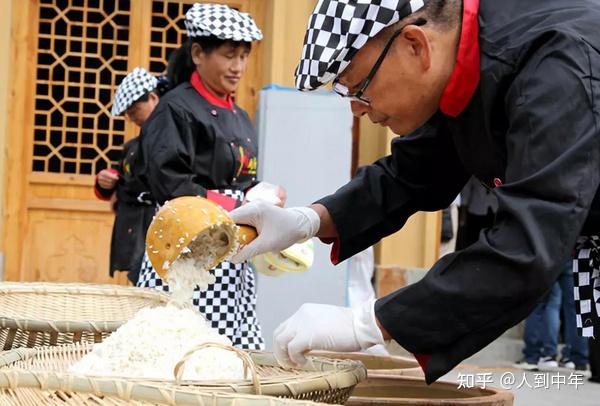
138, 3, 283, 350
95, 67, 168, 284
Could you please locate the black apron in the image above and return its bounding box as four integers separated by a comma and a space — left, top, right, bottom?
109, 137, 155, 284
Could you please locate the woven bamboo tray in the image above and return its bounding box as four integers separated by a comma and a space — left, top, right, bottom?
0, 282, 170, 350
0, 370, 334, 405
0, 343, 366, 404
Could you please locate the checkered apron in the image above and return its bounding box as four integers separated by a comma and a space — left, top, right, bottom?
136, 189, 264, 350
573, 235, 600, 338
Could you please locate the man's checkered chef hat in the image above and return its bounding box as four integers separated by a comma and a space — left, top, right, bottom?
184, 3, 263, 42
295, 0, 427, 91
111, 67, 158, 116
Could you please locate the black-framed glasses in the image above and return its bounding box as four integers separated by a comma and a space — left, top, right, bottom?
333, 18, 427, 106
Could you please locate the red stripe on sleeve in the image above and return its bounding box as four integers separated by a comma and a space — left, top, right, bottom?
414, 353, 431, 374
319, 237, 341, 265
94, 185, 110, 201
94, 168, 120, 201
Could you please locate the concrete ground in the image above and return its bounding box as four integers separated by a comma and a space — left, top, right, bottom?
386, 341, 600, 405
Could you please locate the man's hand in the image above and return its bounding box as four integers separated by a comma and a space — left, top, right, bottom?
98, 169, 119, 190
229, 201, 320, 262
273, 301, 385, 366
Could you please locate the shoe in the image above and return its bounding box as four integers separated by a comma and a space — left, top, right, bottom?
572, 365, 591, 377
559, 358, 576, 369
537, 356, 559, 370
513, 359, 539, 371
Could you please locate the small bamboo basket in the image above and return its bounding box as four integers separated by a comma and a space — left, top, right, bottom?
0, 282, 170, 350
0, 342, 366, 404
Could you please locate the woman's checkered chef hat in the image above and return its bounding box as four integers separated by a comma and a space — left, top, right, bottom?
185, 3, 263, 42
111, 67, 158, 116
295, 0, 427, 91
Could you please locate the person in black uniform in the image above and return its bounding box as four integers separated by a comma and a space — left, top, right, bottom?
137, 3, 283, 351
229, 0, 600, 383
95, 67, 167, 284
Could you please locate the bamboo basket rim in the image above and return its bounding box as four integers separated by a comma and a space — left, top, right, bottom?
0, 282, 170, 332
307, 351, 424, 378
0, 343, 367, 397
0, 281, 171, 300
0, 369, 334, 405
308, 351, 420, 367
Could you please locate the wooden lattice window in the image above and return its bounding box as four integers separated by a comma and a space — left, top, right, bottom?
148, 1, 193, 75
32, 0, 131, 175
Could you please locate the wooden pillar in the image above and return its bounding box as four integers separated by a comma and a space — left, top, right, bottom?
0, 0, 13, 262
260, 0, 318, 87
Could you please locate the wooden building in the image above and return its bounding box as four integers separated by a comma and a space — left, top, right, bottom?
0, 0, 439, 287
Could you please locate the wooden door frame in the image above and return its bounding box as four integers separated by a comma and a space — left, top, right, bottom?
4, 0, 38, 281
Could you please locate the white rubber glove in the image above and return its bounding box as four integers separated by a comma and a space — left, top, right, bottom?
229, 201, 320, 263
273, 300, 384, 367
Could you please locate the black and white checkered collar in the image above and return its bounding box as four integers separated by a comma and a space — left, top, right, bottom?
295, 0, 427, 91
185, 3, 262, 42
111, 67, 158, 116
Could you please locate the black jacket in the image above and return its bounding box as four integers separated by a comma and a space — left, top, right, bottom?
140, 81, 259, 205
96, 137, 155, 284
317, 0, 600, 383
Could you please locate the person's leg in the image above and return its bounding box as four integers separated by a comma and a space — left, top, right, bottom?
538, 282, 561, 369
559, 260, 589, 369
521, 302, 545, 364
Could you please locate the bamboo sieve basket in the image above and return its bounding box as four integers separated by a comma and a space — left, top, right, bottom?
0, 282, 170, 350
0, 342, 366, 404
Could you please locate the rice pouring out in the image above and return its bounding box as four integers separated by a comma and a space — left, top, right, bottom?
165, 223, 239, 304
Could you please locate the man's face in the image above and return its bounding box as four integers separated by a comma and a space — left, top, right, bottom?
337, 25, 444, 135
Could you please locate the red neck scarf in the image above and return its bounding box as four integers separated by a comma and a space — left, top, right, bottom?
438, 0, 480, 117
190, 71, 234, 111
